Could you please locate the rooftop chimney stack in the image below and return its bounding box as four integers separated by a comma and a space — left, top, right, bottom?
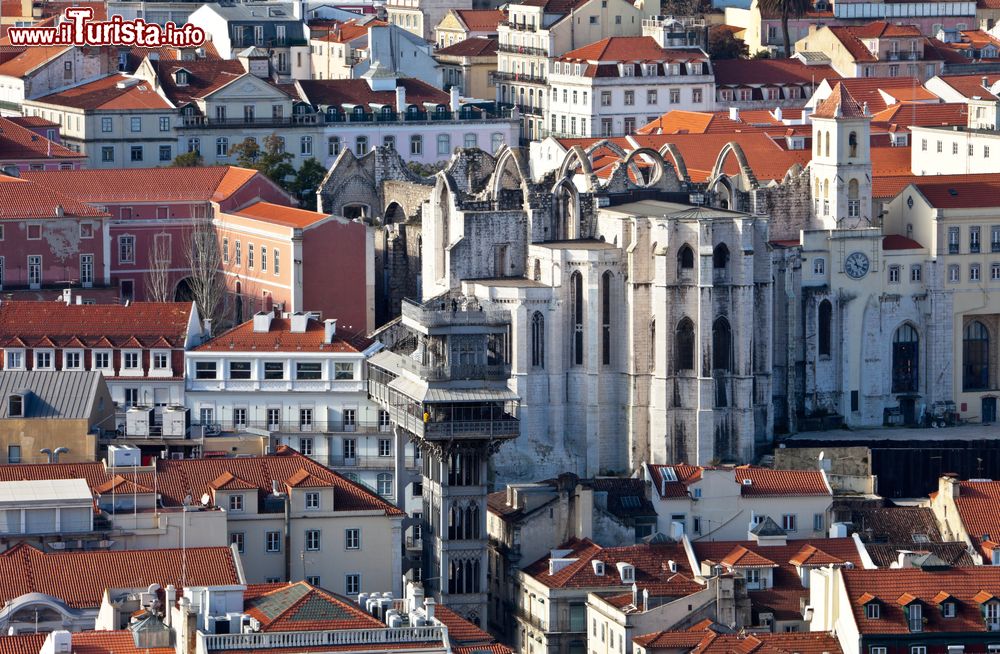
324, 319, 337, 343
253, 311, 273, 333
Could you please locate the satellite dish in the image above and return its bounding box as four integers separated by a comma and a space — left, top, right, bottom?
201, 493, 211, 506
182, 494, 193, 506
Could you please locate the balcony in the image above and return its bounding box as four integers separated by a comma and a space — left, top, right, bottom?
491, 71, 546, 84
179, 114, 320, 129
199, 626, 447, 652
500, 20, 537, 31
193, 419, 384, 434
498, 44, 548, 56
949, 243, 960, 254
402, 298, 509, 329
513, 608, 548, 632
393, 354, 511, 382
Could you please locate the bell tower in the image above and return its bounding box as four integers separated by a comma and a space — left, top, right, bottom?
810, 83, 872, 229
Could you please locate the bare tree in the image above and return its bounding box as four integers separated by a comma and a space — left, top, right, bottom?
145, 231, 173, 302
184, 219, 225, 326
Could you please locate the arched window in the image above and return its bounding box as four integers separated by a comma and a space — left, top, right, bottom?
824, 131, 830, 157
964, 320, 990, 391
675, 318, 695, 372
713, 243, 730, 269
892, 323, 919, 393
376, 472, 392, 497
601, 271, 612, 366
849, 131, 858, 158
818, 300, 833, 356
712, 317, 732, 372
531, 311, 545, 368
848, 179, 860, 218
571, 271, 583, 365
677, 244, 695, 271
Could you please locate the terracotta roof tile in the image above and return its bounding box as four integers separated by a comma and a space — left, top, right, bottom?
719, 546, 779, 569
0, 448, 404, 515
315, 19, 386, 43
0, 176, 106, 219
882, 234, 923, 250
693, 631, 843, 654
286, 467, 334, 488
0, 116, 81, 161
933, 73, 1000, 100
0, 542, 239, 607
789, 544, 845, 566
94, 475, 154, 494
814, 82, 867, 119
298, 78, 448, 109
522, 537, 692, 589
433, 605, 498, 645
0, 634, 46, 654
913, 179, 1000, 208
146, 58, 247, 106
211, 470, 257, 490
827, 77, 925, 113
558, 36, 706, 66
872, 102, 967, 128
22, 166, 266, 204
234, 201, 332, 228
244, 582, 385, 631
0, 45, 69, 77
842, 567, 1000, 634
6, 116, 58, 128
851, 21, 922, 38
953, 480, 1000, 557
0, 301, 193, 348
195, 316, 372, 354
454, 9, 505, 31
648, 464, 829, 497
713, 58, 839, 86
35, 74, 171, 110
436, 37, 498, 57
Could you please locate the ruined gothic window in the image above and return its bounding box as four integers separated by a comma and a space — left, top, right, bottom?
818, 300, 833, 357
892, 323, 920, 393
712, 317, 732, 372
712, 243, 730, 270
675, 318, 694, 371
964, 320, 990, 391
571, 271, 584, 365
677, 244, 694, 272
601, 271, 612, 366
531, 312, 545, 369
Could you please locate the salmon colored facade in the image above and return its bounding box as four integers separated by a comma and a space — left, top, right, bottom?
214, 201, 374, 334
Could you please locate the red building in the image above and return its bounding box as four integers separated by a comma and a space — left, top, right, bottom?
0, 116, 84, 172
21, 166, 290, 302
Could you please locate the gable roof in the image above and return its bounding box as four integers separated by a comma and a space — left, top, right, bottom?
21, 166, 262, 204
244, 582, 385, 631
0, 301, 194, 349
233, 201, 332, 228
0, 116, 81, 162
145, 58, 247, 106
713, 58, 840, 86
0, 45, 70, 77
297, 78, 448, 109
453, 9, 506, 31
0, 543, 239, 608
34, 74, 172, 110
647, 464, 830, 498
522, 537, 692, 589
953, 479, 1000, 557
559, 36, 705, 63
0, 447, 403, 515
436, 37, 498, 57
194, 316, 371, 354
931, 73, 1000, 100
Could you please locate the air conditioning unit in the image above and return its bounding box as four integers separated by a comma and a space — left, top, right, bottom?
161, 406, 189, 438
125, 407, 155, 437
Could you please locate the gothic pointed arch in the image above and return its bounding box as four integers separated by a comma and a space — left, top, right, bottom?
709, 141, 759, 190
658, 142, 691, 183
621, 147, 672, 189
556, 144, 598, 191
491, 145, 532, 209
551, 177, 582, 240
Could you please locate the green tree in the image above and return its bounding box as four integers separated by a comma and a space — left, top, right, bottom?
708, 29, 748, 60
229, 134, 295, 188
291, 158, 327, 211
170, 150, 203, 167
755, 0, 810, 58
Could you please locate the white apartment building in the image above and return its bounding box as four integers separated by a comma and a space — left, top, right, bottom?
910, 97, 1000, 174
184, 311, 420, 513
544, 18, 712, 139
495, 0, 652, 141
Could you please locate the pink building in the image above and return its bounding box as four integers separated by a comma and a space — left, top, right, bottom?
215, 201, 374, 334
0, 116, 84, 171
21, 166, 290, 302
0, 174, 109, 290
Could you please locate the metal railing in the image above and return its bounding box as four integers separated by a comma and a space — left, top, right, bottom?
498, 44, 548, 56
180, 109, 514, 129
393, 354, 511, 382
500, 21, 537, 31
194, 420, 387, 434
401, 298, 509, 328
200, 626, 447, 651
492, 71, 546, 84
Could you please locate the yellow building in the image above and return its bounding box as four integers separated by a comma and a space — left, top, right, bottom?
435, 37, 498, 99
0, 371, 114, 464
434, 9, 505, 48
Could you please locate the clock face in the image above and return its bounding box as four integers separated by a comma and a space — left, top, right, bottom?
845, 252, 870, 279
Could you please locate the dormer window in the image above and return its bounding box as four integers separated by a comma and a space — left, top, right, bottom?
229, 494, 244, 512
866, 602, 880, 619
175, 69, 189, 86
943, 601, 956, 618
592, 560, 605, 576
8, 394, 23, 418
616, 562, 635, 582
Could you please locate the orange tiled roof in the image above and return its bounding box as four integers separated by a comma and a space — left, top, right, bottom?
0, 116, 81, 161
244, 582, 385, 632
0, 447, 404, 516
720, 546, 779, 569
558, 36, 706, 64
194, 316, 372, 354
315, 19, 386, 43
789, 544, 846, 566
954, 480, 1000, 557
693, 631, 843, 654
0, 301, 194, 348
0, 542, 239, 608
0, 45, 69, 77
234, 201, 332, 229
0, 631, 171, 654
842, 567, 1000, 634
712, 58, 840, 86
436, 37, 497, 57
35, 74, 171, 110
286, 468, 334, 488
522, 537, 693, 589
647, 464, 829, 498
453, 9, 505, 31
0, 176, 107, 219
933, 73, 1000, 100
22, 166, 264, 204
851, 21, 922, 38
814, 82, 867, 119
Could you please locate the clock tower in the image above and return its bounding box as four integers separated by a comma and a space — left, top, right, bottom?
810, 83, 872, 230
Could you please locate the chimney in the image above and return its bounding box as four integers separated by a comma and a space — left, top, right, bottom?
62, 288, 72, 305
631, 582, 637, 606
984, 76, 990, 89
75, 295, 82, 305
396, 85, 407, 113
729, 106, 740, 122
423, 597, 435, 621
289, 312, 309, 333
252, 311, 273, 333
203, 318, 213, 336
324, 318, 337, 343
450, 86, 460, 113
642, 588, 649, 612
41, 632, 72, 654
940, 474, 961, 500
165, 585, 176, 627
